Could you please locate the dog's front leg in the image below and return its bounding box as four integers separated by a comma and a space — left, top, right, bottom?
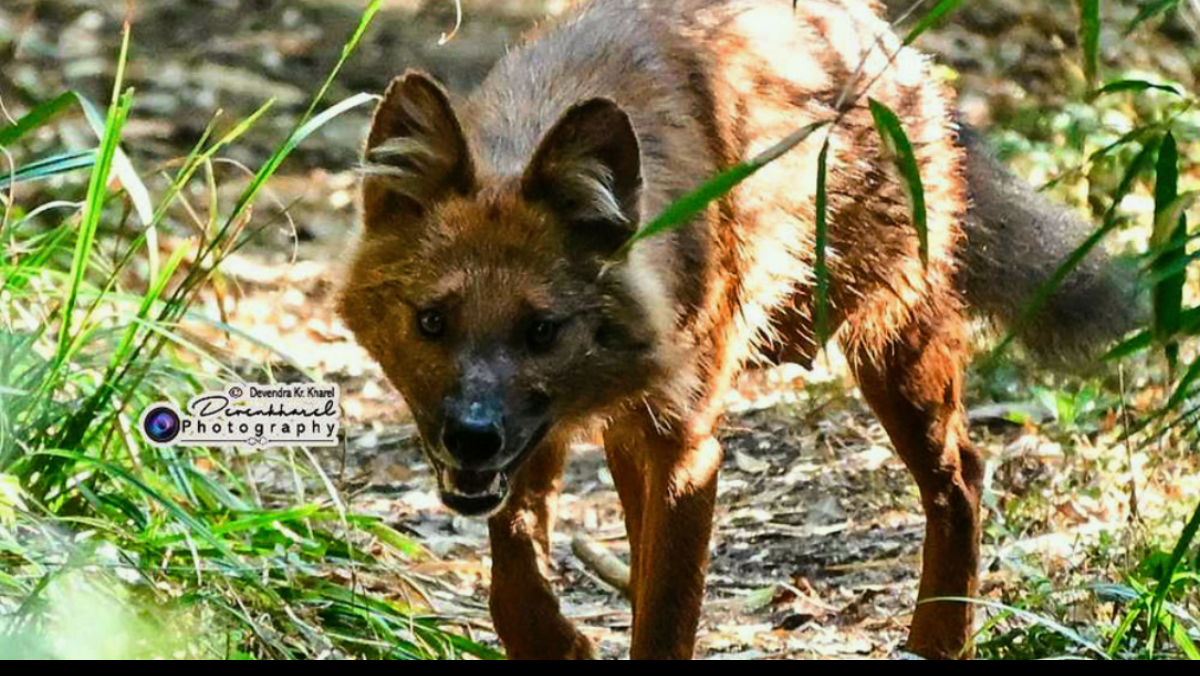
488, 434, 592, 660
608, 415, 722, 660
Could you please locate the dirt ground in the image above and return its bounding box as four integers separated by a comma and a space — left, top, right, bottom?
3, 0, 1199, 660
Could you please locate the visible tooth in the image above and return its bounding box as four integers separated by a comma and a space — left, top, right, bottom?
488, 473, 503, 493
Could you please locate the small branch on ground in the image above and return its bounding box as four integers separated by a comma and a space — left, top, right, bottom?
571, 533, 631, 599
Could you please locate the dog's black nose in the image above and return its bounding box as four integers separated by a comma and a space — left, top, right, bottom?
442, 402, 505, 469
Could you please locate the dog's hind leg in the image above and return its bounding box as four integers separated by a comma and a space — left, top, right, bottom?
843, 290, 983, 660
488, 432, 592, 659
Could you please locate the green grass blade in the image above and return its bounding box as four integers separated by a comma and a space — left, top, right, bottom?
1094, 79, 1183, 98
814, 137, 832, 344
0, 92, 76, 148
54, 23, 133, 367
869, 99, 928, 267
1169, 615, 1200, 659
621, 164, 753, 253
75, 93, 153, 228
209, 506, 324, 537
1078, 0, 1103, 92
55, 93, 133, 367
1126, 0, 1184, 35
1105, 306, 1200, 361
1147, 500, 1200, 654
1, 225, 72, 294
617, 120, 828, 256
360, 520, 427, 560
75, 92, 157, 276
1151, 132, 1188, 370
1166, 354, 1200, 411
0, 150, 96, 190
1104, 329, 1154, 361
107, 244, 190, 373
1108, 604, 1144, 656
904, 0, 969, 45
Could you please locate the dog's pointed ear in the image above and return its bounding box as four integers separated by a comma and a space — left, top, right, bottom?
361, 71, 475, 235
523, 99, 642, 254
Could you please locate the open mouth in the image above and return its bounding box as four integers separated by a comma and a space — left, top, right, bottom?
436, 466, 510, 517
429, 423, 551, 517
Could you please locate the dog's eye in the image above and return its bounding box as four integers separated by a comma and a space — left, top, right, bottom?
417, 309, 446, 340
527, 319, 560, 352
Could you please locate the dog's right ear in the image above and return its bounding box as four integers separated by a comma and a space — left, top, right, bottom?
522, 98, 643, 258
361, 71, 475, 235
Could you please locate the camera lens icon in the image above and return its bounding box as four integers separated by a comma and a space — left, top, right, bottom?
142, 406, 182, 445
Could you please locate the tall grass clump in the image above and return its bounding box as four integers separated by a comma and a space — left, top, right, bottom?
0, 2, 495, 659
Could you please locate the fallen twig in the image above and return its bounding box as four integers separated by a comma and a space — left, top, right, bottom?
571, 533, 632, 599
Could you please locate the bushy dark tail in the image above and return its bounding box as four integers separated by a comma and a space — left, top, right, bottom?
957, 126, 1145, 361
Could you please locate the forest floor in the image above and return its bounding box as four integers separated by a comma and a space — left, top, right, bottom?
2, 0, 1199, 659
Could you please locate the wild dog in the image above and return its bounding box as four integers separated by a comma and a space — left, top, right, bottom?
338, 0, 1139, 660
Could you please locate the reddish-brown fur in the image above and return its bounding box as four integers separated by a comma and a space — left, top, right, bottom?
340, 0, 982, 660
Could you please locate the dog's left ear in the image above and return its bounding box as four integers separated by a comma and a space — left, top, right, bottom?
523, 99, 642, 253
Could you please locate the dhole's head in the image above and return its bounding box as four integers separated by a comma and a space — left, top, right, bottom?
338, 72, 668, 516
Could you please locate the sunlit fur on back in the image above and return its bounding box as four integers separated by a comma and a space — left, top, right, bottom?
338, 0, 1128, 661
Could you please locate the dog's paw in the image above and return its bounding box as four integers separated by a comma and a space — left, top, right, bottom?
565, 632, 596, 660
504, 627, 594, 660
